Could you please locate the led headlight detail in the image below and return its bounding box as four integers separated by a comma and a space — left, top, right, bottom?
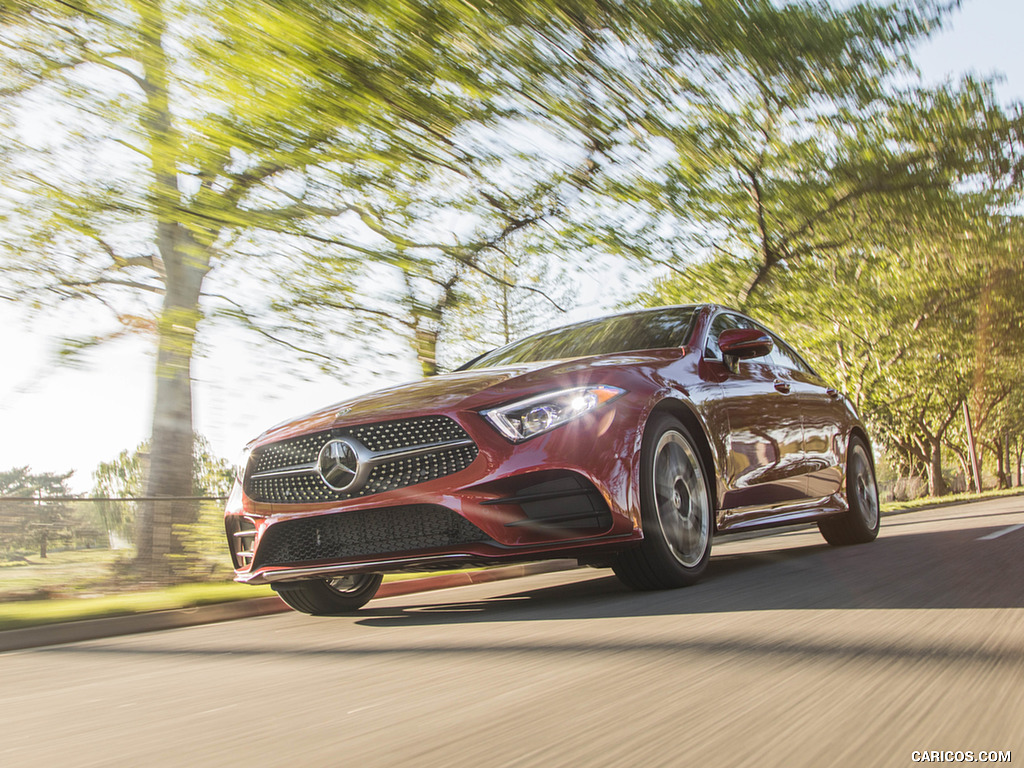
482, 385, 626, 442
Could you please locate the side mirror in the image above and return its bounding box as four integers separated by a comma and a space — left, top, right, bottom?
718, 328, 773, 360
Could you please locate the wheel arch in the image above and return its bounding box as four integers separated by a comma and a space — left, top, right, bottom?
846, 425, 876, 480
646, 396, 720, 531
848, 425, 873, 457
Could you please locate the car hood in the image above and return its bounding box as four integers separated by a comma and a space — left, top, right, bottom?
253, 349, 683, 445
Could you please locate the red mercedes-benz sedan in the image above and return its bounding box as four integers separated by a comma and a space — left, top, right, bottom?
225, 304, 878, 614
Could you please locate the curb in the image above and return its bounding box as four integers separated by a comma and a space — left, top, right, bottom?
0, 560, 578, 653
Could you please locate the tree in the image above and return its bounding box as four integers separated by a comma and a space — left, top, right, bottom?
4, 0, 995, 577
0, 467, 81, 557
229, 1, 952, 379
446, 239, 579, 360
1, 0, 599, 578
963, 225, 1024, 488
565, 3, 1022, 308
91, 446, 146, 548
260, 230, 579, 379
91, 437, 233, 539
614, 6, 1024, 499
638, 199, 1024, 498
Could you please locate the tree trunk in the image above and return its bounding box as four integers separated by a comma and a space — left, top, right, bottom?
413, 324, 438, 376
132, 1, 209, 580
925, 436, 949, 497
408, 270, 461, 377
135, 233, 208, 579
946, 442, 972, 494
993, 435, 1009, 489
1005, 433, 1013, 488
135, 306, 200, 577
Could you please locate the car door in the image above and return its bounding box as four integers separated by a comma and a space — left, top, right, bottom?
701, 312, 807, 517
764, 333, 845, 500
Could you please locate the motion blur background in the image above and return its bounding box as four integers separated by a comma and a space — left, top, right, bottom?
1, 0, 1023, 585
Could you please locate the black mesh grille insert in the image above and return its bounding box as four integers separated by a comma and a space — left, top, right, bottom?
487, 471, 613, 531
245, 416, 478, 504
251, 505, 491, 569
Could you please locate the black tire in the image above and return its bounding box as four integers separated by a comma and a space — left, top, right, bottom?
614, 413, 713, 590
272, 573, 383, 615
818, 435, 880, 546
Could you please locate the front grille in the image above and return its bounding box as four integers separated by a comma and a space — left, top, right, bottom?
246, 415, 479, 504
250, 504, 491, 569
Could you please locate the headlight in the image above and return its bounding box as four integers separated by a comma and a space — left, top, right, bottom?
481, 385, 625, 442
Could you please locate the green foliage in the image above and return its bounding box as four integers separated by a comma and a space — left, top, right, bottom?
6, 0, 574, 572
91, 447, 146, 546
5, 0, 674, 571
615, 2, 1024, 498
2, 0, 1021, 572
242, 1, 957, 377
0, 467, 102, 557
170, 500, 235, 582
636, 206, 1024, 496
90, 436, 233, 550
572, 2, 1023, 307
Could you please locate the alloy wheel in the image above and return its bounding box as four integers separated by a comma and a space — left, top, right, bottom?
652, 430, 710, 568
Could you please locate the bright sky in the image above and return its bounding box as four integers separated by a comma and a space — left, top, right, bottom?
913, 0, 1024, 103
2, 0, 1022, 493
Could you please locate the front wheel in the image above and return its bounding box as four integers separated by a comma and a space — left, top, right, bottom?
272, 572, 383, 615
614, 414, 713, 590
818, 435, 880, 546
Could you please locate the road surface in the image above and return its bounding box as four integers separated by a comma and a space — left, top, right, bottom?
2, 497, 1022, 767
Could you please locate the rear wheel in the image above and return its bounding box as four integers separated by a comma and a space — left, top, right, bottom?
272, 572, 383, 615
614, 414, 713, 590
818, 435, 879, 546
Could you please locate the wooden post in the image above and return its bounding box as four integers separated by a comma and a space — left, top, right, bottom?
963, 400, 983, 493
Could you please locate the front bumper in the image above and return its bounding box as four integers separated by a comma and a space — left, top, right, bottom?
226, 405, 643, 585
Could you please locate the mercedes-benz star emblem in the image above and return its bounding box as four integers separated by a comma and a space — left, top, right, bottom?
317, 438, 361, 492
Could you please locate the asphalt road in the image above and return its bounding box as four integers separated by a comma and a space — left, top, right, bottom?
2, 497, 1022, 768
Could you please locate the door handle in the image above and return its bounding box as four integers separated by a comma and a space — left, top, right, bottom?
773, 380, 791, 394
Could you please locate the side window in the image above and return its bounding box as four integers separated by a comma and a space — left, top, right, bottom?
765, 332, 814, 375
705, 312, 818, 375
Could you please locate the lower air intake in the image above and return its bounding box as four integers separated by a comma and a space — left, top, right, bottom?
251, 504, 490, 569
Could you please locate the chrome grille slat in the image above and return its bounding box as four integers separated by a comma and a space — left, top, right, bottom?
245, 416, 478, 505
368, 438, 475, 463
249, 463, 318, 480
226, 516, 258, 569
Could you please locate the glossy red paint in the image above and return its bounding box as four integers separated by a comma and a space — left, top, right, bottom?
718, 327, 774, 360
226, 304, 875, 596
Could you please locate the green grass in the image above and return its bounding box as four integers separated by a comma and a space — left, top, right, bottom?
0, 581, 276, 631
0, 548, 124, 601
0, 568, 475, 631
881, 486, 1024, 514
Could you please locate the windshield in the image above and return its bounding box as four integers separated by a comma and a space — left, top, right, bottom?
461, 306, 697, 370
